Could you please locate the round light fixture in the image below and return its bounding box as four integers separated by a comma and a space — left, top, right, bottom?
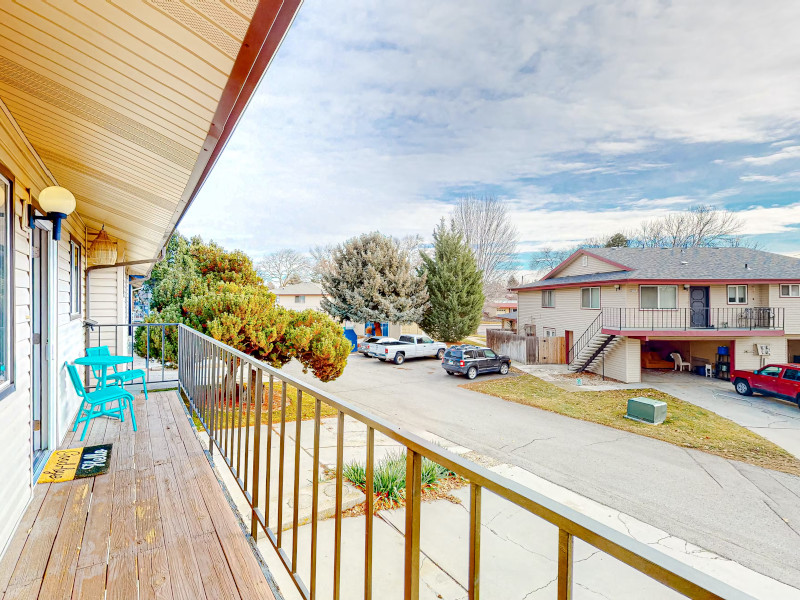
38, 186, 76, 216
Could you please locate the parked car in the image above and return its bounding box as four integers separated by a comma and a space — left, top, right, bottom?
732, 363, 800, 405
366, 337, 398, 358
369, 334, 447, 364
358, 336, 393, 357
442, 345, 511, 380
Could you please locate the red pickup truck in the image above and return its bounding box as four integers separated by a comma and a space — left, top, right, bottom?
732, 363, 800, 405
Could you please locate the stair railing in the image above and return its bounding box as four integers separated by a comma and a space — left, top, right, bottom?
567, 312, 604, 365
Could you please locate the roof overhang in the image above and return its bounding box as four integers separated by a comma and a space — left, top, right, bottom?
513, 278, 800, 292
540, 248, 633, 281
0, 0, 302, 275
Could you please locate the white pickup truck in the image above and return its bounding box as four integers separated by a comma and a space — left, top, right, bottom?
369, 334, 447, 365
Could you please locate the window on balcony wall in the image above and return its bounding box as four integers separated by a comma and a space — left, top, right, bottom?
727, 285, 747, 305
581, 287, 600, 309
541, 290, 555, 308
70, 240, 82, 316
640, 285, 677, 309
0, 174, 13, 392
780, 284, 800, 298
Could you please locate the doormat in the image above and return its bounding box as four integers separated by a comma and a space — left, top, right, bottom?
38, 444, 113, 483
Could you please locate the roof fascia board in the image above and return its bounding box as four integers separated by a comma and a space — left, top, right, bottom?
513, 278, 800, 291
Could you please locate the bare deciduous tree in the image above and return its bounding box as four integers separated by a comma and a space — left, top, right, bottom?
628, 205, 745, 248
450, 195, 518, 294
256, 249, 311, 287
310, 244, 336, 282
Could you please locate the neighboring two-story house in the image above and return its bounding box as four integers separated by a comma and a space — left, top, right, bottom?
513, 247, 800, 383
272, 282, 327, 311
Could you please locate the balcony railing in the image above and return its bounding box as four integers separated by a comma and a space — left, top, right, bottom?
87, 322, 752, 600
602, 307, 784, 331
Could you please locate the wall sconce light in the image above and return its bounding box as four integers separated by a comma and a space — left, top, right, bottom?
28, 186, 76, 240
683, 284, 691, 290
614, 284, 621, 291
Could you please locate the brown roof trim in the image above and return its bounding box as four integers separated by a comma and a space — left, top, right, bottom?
155, 0, 303, 263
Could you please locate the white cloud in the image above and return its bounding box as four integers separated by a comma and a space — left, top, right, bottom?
742, 145, 800, 165
182, 0, 800, 255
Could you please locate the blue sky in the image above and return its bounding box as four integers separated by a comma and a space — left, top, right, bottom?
181, 1, 800, 263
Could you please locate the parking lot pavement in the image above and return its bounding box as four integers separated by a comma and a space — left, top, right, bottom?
641, 369, 800, 458
281, 353, 800, 590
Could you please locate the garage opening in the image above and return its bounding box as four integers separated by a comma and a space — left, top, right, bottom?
641, 339, 733, 379
789, 339, 800, 364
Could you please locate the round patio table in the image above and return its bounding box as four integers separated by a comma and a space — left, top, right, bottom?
73, 355, 135, 389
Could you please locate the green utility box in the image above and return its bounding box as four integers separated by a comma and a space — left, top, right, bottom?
625, 397, 667, 425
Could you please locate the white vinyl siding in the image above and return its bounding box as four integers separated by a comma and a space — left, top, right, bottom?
557, 254, 622, 277
640, 285, 677, 309
581, 287, 600, 309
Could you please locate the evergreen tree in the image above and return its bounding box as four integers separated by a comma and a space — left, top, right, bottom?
137, 233, 351, 382
419, 221, 484, 342
321, 232, 428, 326
605, 232, 629, 247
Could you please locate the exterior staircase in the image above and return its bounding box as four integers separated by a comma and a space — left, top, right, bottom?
568, 332, 619, 373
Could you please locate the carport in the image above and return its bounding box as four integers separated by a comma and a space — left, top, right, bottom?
641, 338, 734, 379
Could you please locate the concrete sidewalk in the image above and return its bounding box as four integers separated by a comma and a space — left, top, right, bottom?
276, 356, 800, 589
200, 414, 800, 599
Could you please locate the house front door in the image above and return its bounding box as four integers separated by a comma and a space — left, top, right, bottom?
689, 286, 709, 328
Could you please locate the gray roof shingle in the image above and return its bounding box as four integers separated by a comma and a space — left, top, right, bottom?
516, 247, 800, 290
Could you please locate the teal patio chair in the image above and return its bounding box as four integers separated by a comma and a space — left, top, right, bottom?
86, 346, 148, 400
66, 362, 136, 441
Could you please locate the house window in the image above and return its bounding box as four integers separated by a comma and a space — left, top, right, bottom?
640, 285, 677, 309
294, 295, 305, 304
70, 241, 81, 315
0, 174, 12, 391
580, 287, 600, 309
543, 327, 557, 338
727, 285, 747, 305
542, 290, 555, 308
780, 284, 800, 298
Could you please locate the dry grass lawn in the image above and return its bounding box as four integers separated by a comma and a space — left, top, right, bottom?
462, 374, 800, 476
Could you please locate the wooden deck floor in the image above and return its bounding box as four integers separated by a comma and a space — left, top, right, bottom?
0, 391, 276, 600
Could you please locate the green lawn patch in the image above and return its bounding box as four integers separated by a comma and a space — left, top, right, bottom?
462, 374, 800, 476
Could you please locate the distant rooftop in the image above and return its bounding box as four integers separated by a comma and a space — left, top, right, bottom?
516, 247, 800, 290
272, 282, 325, 295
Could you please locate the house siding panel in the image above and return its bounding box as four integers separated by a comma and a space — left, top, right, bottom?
558, 255, 623, 277
734, 336, 788, 371
770, 285, 800, 335
587, 337, 641, 383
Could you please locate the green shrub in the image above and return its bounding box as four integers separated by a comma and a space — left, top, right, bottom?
342, 450, 454, 503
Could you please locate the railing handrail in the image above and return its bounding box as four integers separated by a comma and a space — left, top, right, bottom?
567, 312, 603, 365
598, 307, 784, 331
171, 322, 753, 600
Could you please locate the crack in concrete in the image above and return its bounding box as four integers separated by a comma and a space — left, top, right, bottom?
577, 581, 614, 600
506, 436, 555, 453
574, 549, 601, 564
683, 448, 724, 489
761, 499, 800, 539
376, 513, 468, 593
522, 576, 557, 598
583, 436, 628, 448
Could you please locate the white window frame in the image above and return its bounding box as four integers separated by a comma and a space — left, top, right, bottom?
580, 286, 600, 309
294, 295, 305, 304
780, 284, 800, 298
69, 240, 82, 316
639, 285, 678, 310
543, 327, 557, 338
541, 289, 555, 308
0, 173, 14, 397
727, 284, 747, 305
581, 255, 588, 267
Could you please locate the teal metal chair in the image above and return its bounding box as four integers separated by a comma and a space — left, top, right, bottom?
66, 363, 136, 441
86, 346, 148, 400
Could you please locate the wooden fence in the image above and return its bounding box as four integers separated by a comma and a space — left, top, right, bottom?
486, 329, 566, 365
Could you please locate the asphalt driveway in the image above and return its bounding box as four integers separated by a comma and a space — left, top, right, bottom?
282, 353, 800, 589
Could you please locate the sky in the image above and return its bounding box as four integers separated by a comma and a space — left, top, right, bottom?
180, 0, 800, 266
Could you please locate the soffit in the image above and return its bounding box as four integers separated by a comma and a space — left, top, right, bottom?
0, 0, 296, 274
